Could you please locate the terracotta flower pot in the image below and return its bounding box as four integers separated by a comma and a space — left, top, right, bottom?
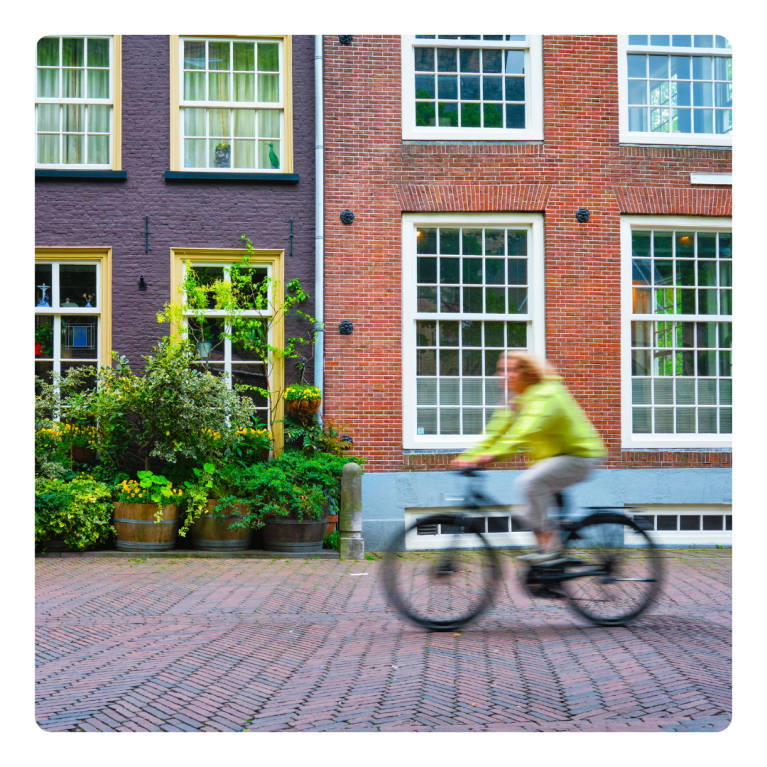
285, 397, 321, 422
326, 514, 339, 536
189, 499, 254, 551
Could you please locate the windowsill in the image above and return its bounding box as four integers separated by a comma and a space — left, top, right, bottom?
164, 171, 299, 182
402, 139, 544, 146
35, 169, 127, 179
619, 137, 732, 150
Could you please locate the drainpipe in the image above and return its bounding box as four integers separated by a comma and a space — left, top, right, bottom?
314, 35, 325, 417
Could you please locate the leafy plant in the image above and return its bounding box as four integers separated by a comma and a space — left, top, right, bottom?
64, 341, 256, 475
179, 462, 217, 537
35, 477, 115, 552
284, 384, 322, 402
283, 416, 355, 457
158, 235, 318, 438
323, 530, 339, 551
35, 364, 97, 477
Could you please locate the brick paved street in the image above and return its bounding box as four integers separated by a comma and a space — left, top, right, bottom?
35, 550, 731, 732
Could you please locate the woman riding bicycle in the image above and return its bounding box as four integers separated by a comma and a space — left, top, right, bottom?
453, 351, 606, 565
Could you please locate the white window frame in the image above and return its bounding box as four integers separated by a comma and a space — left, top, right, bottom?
618, 35, 732, 147
182, 261, 273, 423
401, 35, 543, 142
402, 212, 545, 450
35, 35, 118, 169
176, 36, 286, 173
621, 215, 732, 449
625, 505, 732, 546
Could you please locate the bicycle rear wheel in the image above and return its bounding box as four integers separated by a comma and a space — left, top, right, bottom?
382, 514, 501, 631
560, 514, 663, 627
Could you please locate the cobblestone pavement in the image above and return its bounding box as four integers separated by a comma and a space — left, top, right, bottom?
35, 550, 731, 732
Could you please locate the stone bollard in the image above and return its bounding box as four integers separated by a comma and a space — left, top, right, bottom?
339, 462, 363, 560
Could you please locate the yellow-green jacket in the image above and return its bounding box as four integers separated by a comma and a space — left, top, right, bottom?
464, 377, 606, 464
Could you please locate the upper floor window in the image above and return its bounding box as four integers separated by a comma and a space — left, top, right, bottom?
401, 36, 543, 141
171, 36, 292, 173
36, 36, 121, 169
619, 35, 732, 146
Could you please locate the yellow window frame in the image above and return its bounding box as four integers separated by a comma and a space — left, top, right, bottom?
169, 35, 293, 173
35, 247, 113, 368
170, 247, 286, 451
34, 35, 122, 170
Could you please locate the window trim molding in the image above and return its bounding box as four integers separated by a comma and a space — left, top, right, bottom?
169, 35, 293, 174
620, 214, 732, 449
617, 35, 732, 148
169, 247, 286, 451
35, 35, 122, 171
401, 212, 546, 451
35, 247, 113, 369
401, 35, 543, 142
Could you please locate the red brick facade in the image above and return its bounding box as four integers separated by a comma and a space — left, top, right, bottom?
322, 35, 732, 473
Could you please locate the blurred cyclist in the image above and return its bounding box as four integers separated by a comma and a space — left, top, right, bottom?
453, 351, 606, 564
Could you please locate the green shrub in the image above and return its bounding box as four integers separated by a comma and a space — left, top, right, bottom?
229, 451, 363, 528
323, 530, 339, 551
35, 477, 115, 552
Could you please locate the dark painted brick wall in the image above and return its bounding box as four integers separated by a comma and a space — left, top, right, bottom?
35, 35, 316, 376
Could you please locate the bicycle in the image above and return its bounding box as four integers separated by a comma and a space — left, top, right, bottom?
382, 468, 663, 631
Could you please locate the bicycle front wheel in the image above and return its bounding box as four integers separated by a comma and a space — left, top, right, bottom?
561, 514, 663, 627
382, 514, 501, 631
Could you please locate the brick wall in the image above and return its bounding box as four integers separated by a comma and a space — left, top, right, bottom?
35, 35, 317, 376
322, 35, 732, 473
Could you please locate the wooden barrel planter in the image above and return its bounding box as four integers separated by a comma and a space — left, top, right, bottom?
113, 502, 178, 551
189, 500, 253, 552
261, 509, 328, 553
285, 397, 321, 422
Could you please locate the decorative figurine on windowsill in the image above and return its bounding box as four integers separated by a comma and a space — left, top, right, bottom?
61, 297, 79, 307
268, 142, 280, 169
83, 293, 94, 308
36, 283, 51, 308
214, 142, 231, 168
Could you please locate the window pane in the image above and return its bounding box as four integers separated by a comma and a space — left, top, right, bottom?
258, 43, 279, 72
440, 258, 460, 284
38, 37, 59, 66
62, 37, 84, 67
37, 134, 59, 165
184, 40, 206, 70
234, 140, 256, 169
233, 42, 255, 72
258, 140, 280, 169
87, 135, 109, 164
61, 316, 98, 360
62, 68, 83, 98
435, 230, 458, 256
88, 38, 109, 68
184, 72, 205, 101
37, 68, 59, 98
258, 74, 280, 102
35, 315, 54, 359
63, 134, 84, 164
88, 68, 109, 99
234, 109, 256, 137
208, 41, 230, 71
35, 263, 53, 308
234, 74, 255, 102
209, 73, 230, 101
184, 139, 206, 168
417, 286, 437, 312
415, 48, 434, 72
89, 105, 110, 133
417, 74, 436, 98
60, 264, 97, 308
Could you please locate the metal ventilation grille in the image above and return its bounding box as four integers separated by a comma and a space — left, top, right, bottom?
416, 521, 439, 536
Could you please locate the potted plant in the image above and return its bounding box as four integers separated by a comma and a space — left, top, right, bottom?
183, 463, 255, 551
214, 141, 231, 168
284, 384, 322, 422
113, 471, 183, 551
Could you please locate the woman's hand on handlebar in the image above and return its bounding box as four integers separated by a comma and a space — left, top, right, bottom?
451, 454, 493, 469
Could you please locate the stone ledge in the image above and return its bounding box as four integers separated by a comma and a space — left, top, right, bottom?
36, 549, 340, 560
